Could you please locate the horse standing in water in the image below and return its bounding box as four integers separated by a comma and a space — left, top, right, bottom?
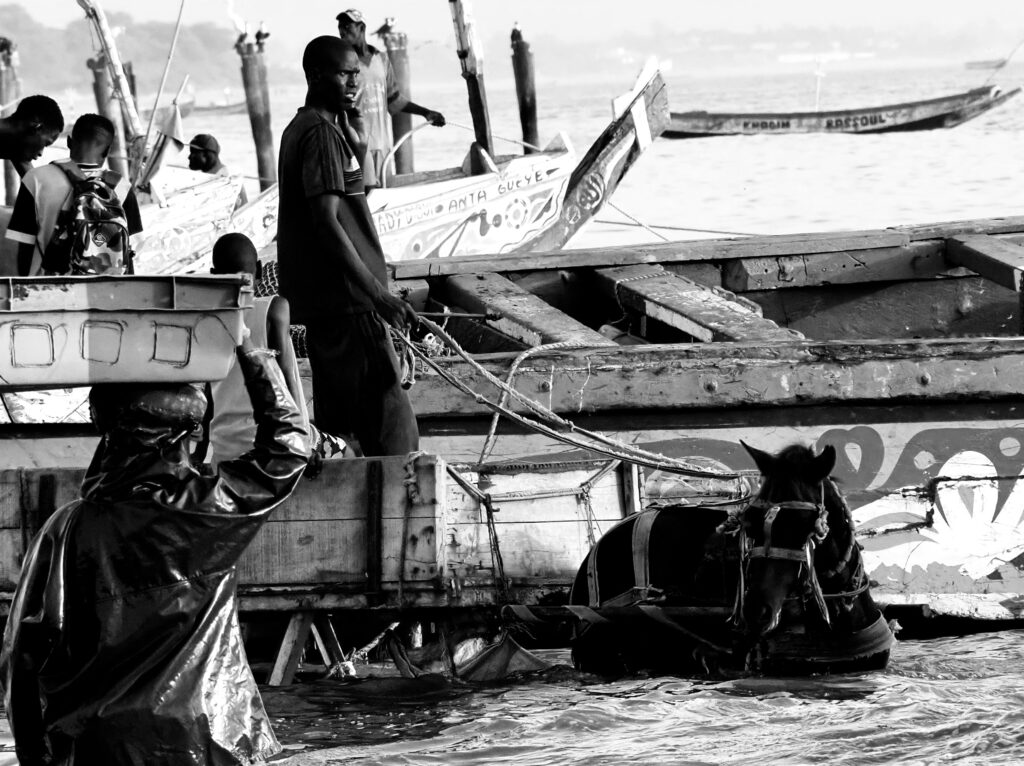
567, 442, 895, 676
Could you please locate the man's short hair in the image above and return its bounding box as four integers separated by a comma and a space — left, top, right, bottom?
302, 36, 356, 77
212, 232, 259, 275
12, 94, 64, 133
71, 113, 115, 146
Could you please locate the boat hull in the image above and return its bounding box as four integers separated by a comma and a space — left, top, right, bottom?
665, 85, 1020, 137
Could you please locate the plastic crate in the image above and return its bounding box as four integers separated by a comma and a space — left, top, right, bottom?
0, 275, 252, 390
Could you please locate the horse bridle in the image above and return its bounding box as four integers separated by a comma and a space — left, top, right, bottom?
731, 482, 844, 630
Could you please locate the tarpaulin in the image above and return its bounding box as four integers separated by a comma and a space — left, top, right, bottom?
0, 348, 309, 765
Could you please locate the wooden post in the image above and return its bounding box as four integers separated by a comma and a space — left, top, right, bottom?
449, 0, 493, 172
383, 31, 414, 175
78, 0, 142, 137
510, 24, 538, 153
236, 33, 276, 191
87, 55, 129, 177
0, 38, 21, 204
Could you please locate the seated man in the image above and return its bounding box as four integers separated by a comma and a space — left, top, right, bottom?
189, 133, 248, 208
0, 340, 309, 765
197, 232, 347, 466
6, 113, 143, 276
0, 94, 64, 177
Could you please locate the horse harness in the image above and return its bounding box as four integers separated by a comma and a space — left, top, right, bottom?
730, 481, 869, 630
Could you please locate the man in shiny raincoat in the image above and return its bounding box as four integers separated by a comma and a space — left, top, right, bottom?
0, 340, 309, 765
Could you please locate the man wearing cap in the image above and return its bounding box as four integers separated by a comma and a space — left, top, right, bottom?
189, 132, 248, 208
337, 9, 445, 188
0, 338, 309, 765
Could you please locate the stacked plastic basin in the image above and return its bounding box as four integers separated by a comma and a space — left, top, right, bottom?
0, 275, 251, 390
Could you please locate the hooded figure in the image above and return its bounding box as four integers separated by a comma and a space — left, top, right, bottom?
0, 344, 309, 765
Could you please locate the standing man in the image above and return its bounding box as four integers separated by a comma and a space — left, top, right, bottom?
0, 94, 64, 178
277, 36, 418, 457
0, 342, 309, 765
336, 9, 445, 188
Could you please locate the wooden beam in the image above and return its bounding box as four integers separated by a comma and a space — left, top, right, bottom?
593, 265, 802, 341
404, 337, 1024, 417
441, 272, 615, 347
449, 0, 493, 160
946, 234, 1024, 291
722, 241, 971, 292
268, 611, 314, 686
389, 216, 1024, 281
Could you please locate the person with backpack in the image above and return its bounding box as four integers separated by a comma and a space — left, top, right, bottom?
5, 113, 143, 276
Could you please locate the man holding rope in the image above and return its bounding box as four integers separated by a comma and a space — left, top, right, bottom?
277, 35, 419, 457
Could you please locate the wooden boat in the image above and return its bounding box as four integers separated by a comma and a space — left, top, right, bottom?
192, 99, 248, 116
8, 215, 1024, 641
665, 85, 1020, 138
965, 58, 1007, 70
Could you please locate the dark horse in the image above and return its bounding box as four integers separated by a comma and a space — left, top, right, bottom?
567, 442, 895, 676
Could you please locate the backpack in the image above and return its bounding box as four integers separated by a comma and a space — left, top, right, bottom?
41, 161, 134, 276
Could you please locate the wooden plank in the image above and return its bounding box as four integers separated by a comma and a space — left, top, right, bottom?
268, 611, 313, 686
946, 234, 1024, 291
366, 459, 383, 601
391, 228, 911, 280
389, 216, 1024, 281
236, 456, 443, 587
441, 272, 614, 347
594, 265, 802, 342
900, 215, 1024, 241
407, 337, 1024, 417
722, 241, 969, 292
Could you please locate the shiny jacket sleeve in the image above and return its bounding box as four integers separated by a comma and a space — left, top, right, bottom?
203, 347, 310, 516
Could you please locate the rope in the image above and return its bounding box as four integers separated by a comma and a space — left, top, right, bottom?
983, 34, 1024, 86
446, 119, 544, 153
444, 464, 510, 602
606, 202, 670, 242
594, 216, 758, 238
397, 317, 750, 484
477, 340, 593, 464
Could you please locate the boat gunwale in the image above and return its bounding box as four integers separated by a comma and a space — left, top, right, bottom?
668, 85, 1003, 122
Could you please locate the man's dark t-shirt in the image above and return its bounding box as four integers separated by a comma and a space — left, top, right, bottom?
276, 107, 388, 324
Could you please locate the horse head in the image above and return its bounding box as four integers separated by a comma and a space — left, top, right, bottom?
734, 441, 860, 640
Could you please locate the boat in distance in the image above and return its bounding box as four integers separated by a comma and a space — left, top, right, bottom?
665, 84, 1020, 138
964, 58, 1007, 70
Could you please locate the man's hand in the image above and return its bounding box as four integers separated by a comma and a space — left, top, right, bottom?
424, 110, 446, 127
375, 290, 417, 330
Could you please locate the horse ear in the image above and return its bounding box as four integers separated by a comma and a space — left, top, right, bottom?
810, 444, 837, 481
741, 440, 777, 475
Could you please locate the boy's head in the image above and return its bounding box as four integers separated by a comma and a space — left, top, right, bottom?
68, 113, 115, 164
212, 232, 260, 279
9, 94, 64, 162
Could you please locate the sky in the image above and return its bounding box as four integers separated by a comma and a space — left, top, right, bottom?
23, 0, 1024, 43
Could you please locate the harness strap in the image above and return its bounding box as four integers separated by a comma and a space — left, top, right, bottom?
747, 546, 807, 562
631, 510, 658, 590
